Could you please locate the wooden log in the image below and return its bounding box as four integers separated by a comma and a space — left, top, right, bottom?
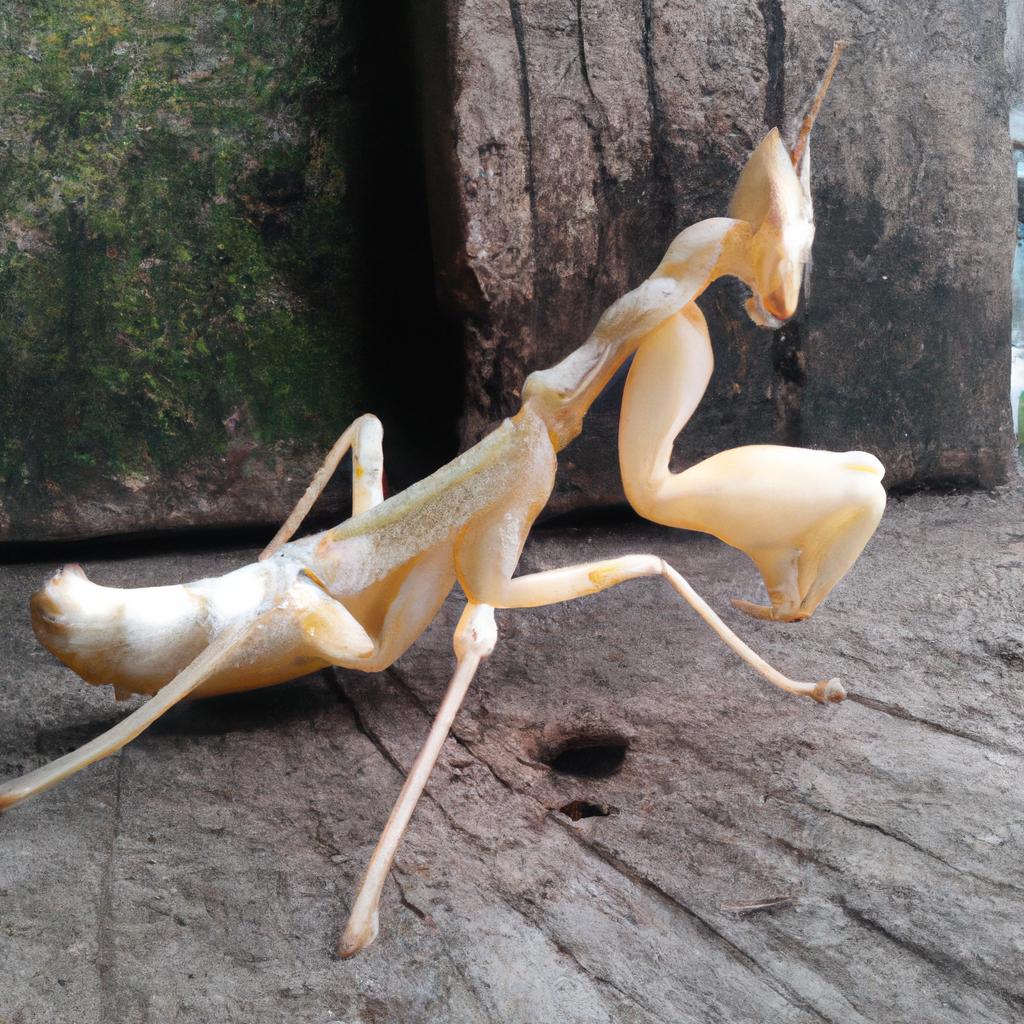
2, 485, 1023, 1020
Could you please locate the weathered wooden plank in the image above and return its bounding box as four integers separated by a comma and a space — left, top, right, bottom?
2, 485, 1023, 1021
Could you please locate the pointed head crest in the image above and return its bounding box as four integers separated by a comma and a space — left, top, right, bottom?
728, 42, 844, 325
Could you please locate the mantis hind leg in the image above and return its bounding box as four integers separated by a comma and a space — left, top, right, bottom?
261, 413, 385, 559
1, 578, 380, 812
0, 619, 262, 812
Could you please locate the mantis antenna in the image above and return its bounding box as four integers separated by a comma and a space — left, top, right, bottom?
790, 40, 846, 167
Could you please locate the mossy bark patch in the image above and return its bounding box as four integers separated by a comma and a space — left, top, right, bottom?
1, 0, 363, 539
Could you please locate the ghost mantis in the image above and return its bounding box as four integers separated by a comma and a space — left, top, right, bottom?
0, 44, 883, 958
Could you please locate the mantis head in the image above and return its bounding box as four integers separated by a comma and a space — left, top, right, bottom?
728, 40, 843, 327
728, 127, 814, 327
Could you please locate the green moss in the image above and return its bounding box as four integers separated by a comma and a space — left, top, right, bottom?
0, 0, 360, 495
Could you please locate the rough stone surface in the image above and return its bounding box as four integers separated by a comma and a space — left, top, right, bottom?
3, 483, 1024, 1022
418, 0, 1017, 511
0, 0, 366, 542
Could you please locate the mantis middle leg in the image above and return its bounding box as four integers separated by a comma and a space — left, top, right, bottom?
458, 542, 843, 704
337, 602, 497, 959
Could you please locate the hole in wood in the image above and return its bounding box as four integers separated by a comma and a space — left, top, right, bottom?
540, 732, 629, 779
559, 800, 617, 822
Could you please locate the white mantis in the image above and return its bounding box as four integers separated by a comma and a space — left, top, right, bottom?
0, 45, 884, 958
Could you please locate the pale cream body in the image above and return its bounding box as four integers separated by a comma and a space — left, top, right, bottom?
31, 409, 556, 699
31, 150, 882, 692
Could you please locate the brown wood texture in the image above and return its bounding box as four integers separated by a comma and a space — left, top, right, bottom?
416, 0, 1016, 510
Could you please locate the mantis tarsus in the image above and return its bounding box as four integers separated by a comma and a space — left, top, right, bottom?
0, 45, 884, 958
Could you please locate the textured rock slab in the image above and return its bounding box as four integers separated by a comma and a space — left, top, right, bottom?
3, 485, 1024, 1021
419, 0, 1017, 509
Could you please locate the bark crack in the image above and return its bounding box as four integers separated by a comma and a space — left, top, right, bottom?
638, 0, 662, 140
847, 691, 1020, 756
329, 673, 407, 779
837, 897, 1024, 1016
638, 0, 674, 231
507, 0, 540, 273
490, 883, 654, 1019
757, 0, 786, 131
574, 0, 613, 295
384, 666, 522, 797
334, 666, 978, 1021
550, 815, 834, 1023
791, 796, 1024, 897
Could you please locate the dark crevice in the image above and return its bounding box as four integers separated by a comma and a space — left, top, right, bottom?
391, 868, 431, 923
559, 799, 616, 821
639, 0, 675, 234
837, 898, 1024, 1014
540, 733, 629, 779
507, 0, 540, 340
772, 318, 805, 446
346, 1, 464, 493
507, 0, 536, 209
0, 520, 282, 566
757, 0, 807, 448
758, 0, 786, 131
391, 870, 500, 1024
574, 0, 598, 111
485, 0, 542, 421
574, 0, 615, 313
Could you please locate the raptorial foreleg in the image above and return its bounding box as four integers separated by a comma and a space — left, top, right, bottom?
618, 310, 885, 620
